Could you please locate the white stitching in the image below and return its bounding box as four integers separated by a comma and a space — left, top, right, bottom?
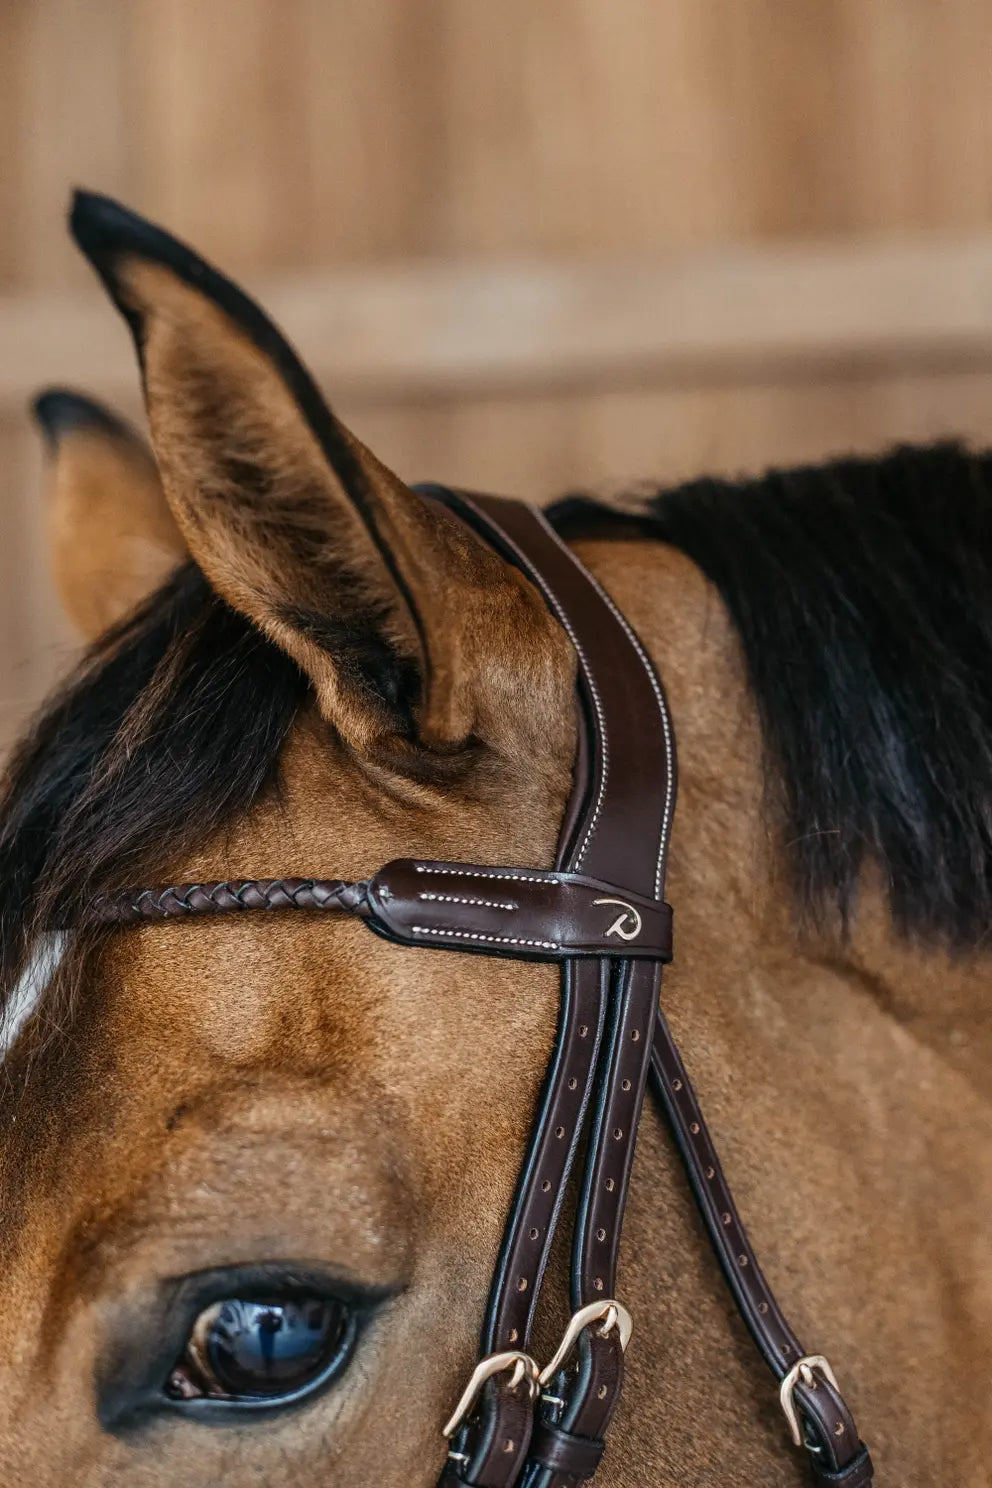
552, 606, 609, 872
507, 551, 611, 873
419, 892, 516, 911
534, 513, 675, 899
411, 925, 558, 951
589, 582, 675, 898
414, 864, 551, 885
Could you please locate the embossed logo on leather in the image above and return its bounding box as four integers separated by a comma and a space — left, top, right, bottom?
593, 897, 643, 942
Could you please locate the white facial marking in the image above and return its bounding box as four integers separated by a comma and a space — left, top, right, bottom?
0, 933, 67, 1060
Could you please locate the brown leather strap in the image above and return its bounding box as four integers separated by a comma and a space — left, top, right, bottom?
810, 1446, 875, 1487
525, 1330, 624, 1487
650, 1009, 871, 1479
523, 962, 659, 1488
475, 958, 611, 1354
432, 493, 870, 1488
444, 1377, 537, 1488
432, 493, 675, 1488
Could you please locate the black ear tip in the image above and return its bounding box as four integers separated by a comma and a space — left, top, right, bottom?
70, 189, 128, 250
70, 189, 153, 269
31, 387, 132, 447
65, 190, 323, 432
68, 188, 219, 319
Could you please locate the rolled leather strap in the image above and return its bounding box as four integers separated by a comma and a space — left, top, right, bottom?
650, 1010, 872, 1483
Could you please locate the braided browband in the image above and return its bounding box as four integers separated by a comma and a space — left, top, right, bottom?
92, 877, 370, 923
88, 860, 676, 964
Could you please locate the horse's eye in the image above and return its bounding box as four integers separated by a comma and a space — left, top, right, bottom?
166, 1294, 355, 1404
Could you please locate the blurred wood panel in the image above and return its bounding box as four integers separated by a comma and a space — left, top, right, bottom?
4, 0, 992, 291
3, 0, 992, 744
0, 414, 74, 749
7, 235, 992, 410
354, 367, 992, 503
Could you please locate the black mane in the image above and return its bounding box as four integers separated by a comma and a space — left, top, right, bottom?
0, 565, 307, 1019
2, 441, 991, 1027
552, 441, 992, 944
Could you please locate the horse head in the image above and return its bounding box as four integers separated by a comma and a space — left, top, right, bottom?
0, 193, 579, 1487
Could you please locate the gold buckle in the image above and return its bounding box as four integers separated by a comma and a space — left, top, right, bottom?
779, 1354, 841, 1448
442, 1350, 540, 1440
538, 1299, 633, 1388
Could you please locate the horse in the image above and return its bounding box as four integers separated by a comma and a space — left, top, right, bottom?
0, 189, 989, 1487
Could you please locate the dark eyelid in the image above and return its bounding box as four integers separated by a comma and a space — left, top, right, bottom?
164, 1260, 395, 1316
97, 1261, 396, 1434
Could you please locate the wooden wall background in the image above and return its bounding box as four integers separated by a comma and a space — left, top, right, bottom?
3, 0, 992, 742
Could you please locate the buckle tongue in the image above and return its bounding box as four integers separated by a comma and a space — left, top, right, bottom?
538, 1299, 633, 1388
442, 1350, 540, 1440
779, 1353, 841, 1448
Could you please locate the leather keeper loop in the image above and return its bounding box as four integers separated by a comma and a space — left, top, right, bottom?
528, 1423, 605, 1479
365, 859, 673, 962
452, 1376, 535, 1488
808, 1445, 874, 1488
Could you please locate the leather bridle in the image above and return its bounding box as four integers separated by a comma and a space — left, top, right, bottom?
90, 490, 874, 1487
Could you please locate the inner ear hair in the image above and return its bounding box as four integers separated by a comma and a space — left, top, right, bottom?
69, 191, 573, 768
126, 259, 424, 747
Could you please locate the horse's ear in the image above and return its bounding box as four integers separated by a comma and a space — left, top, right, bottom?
68, 191, 571, 762
31, 389, 186, 640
